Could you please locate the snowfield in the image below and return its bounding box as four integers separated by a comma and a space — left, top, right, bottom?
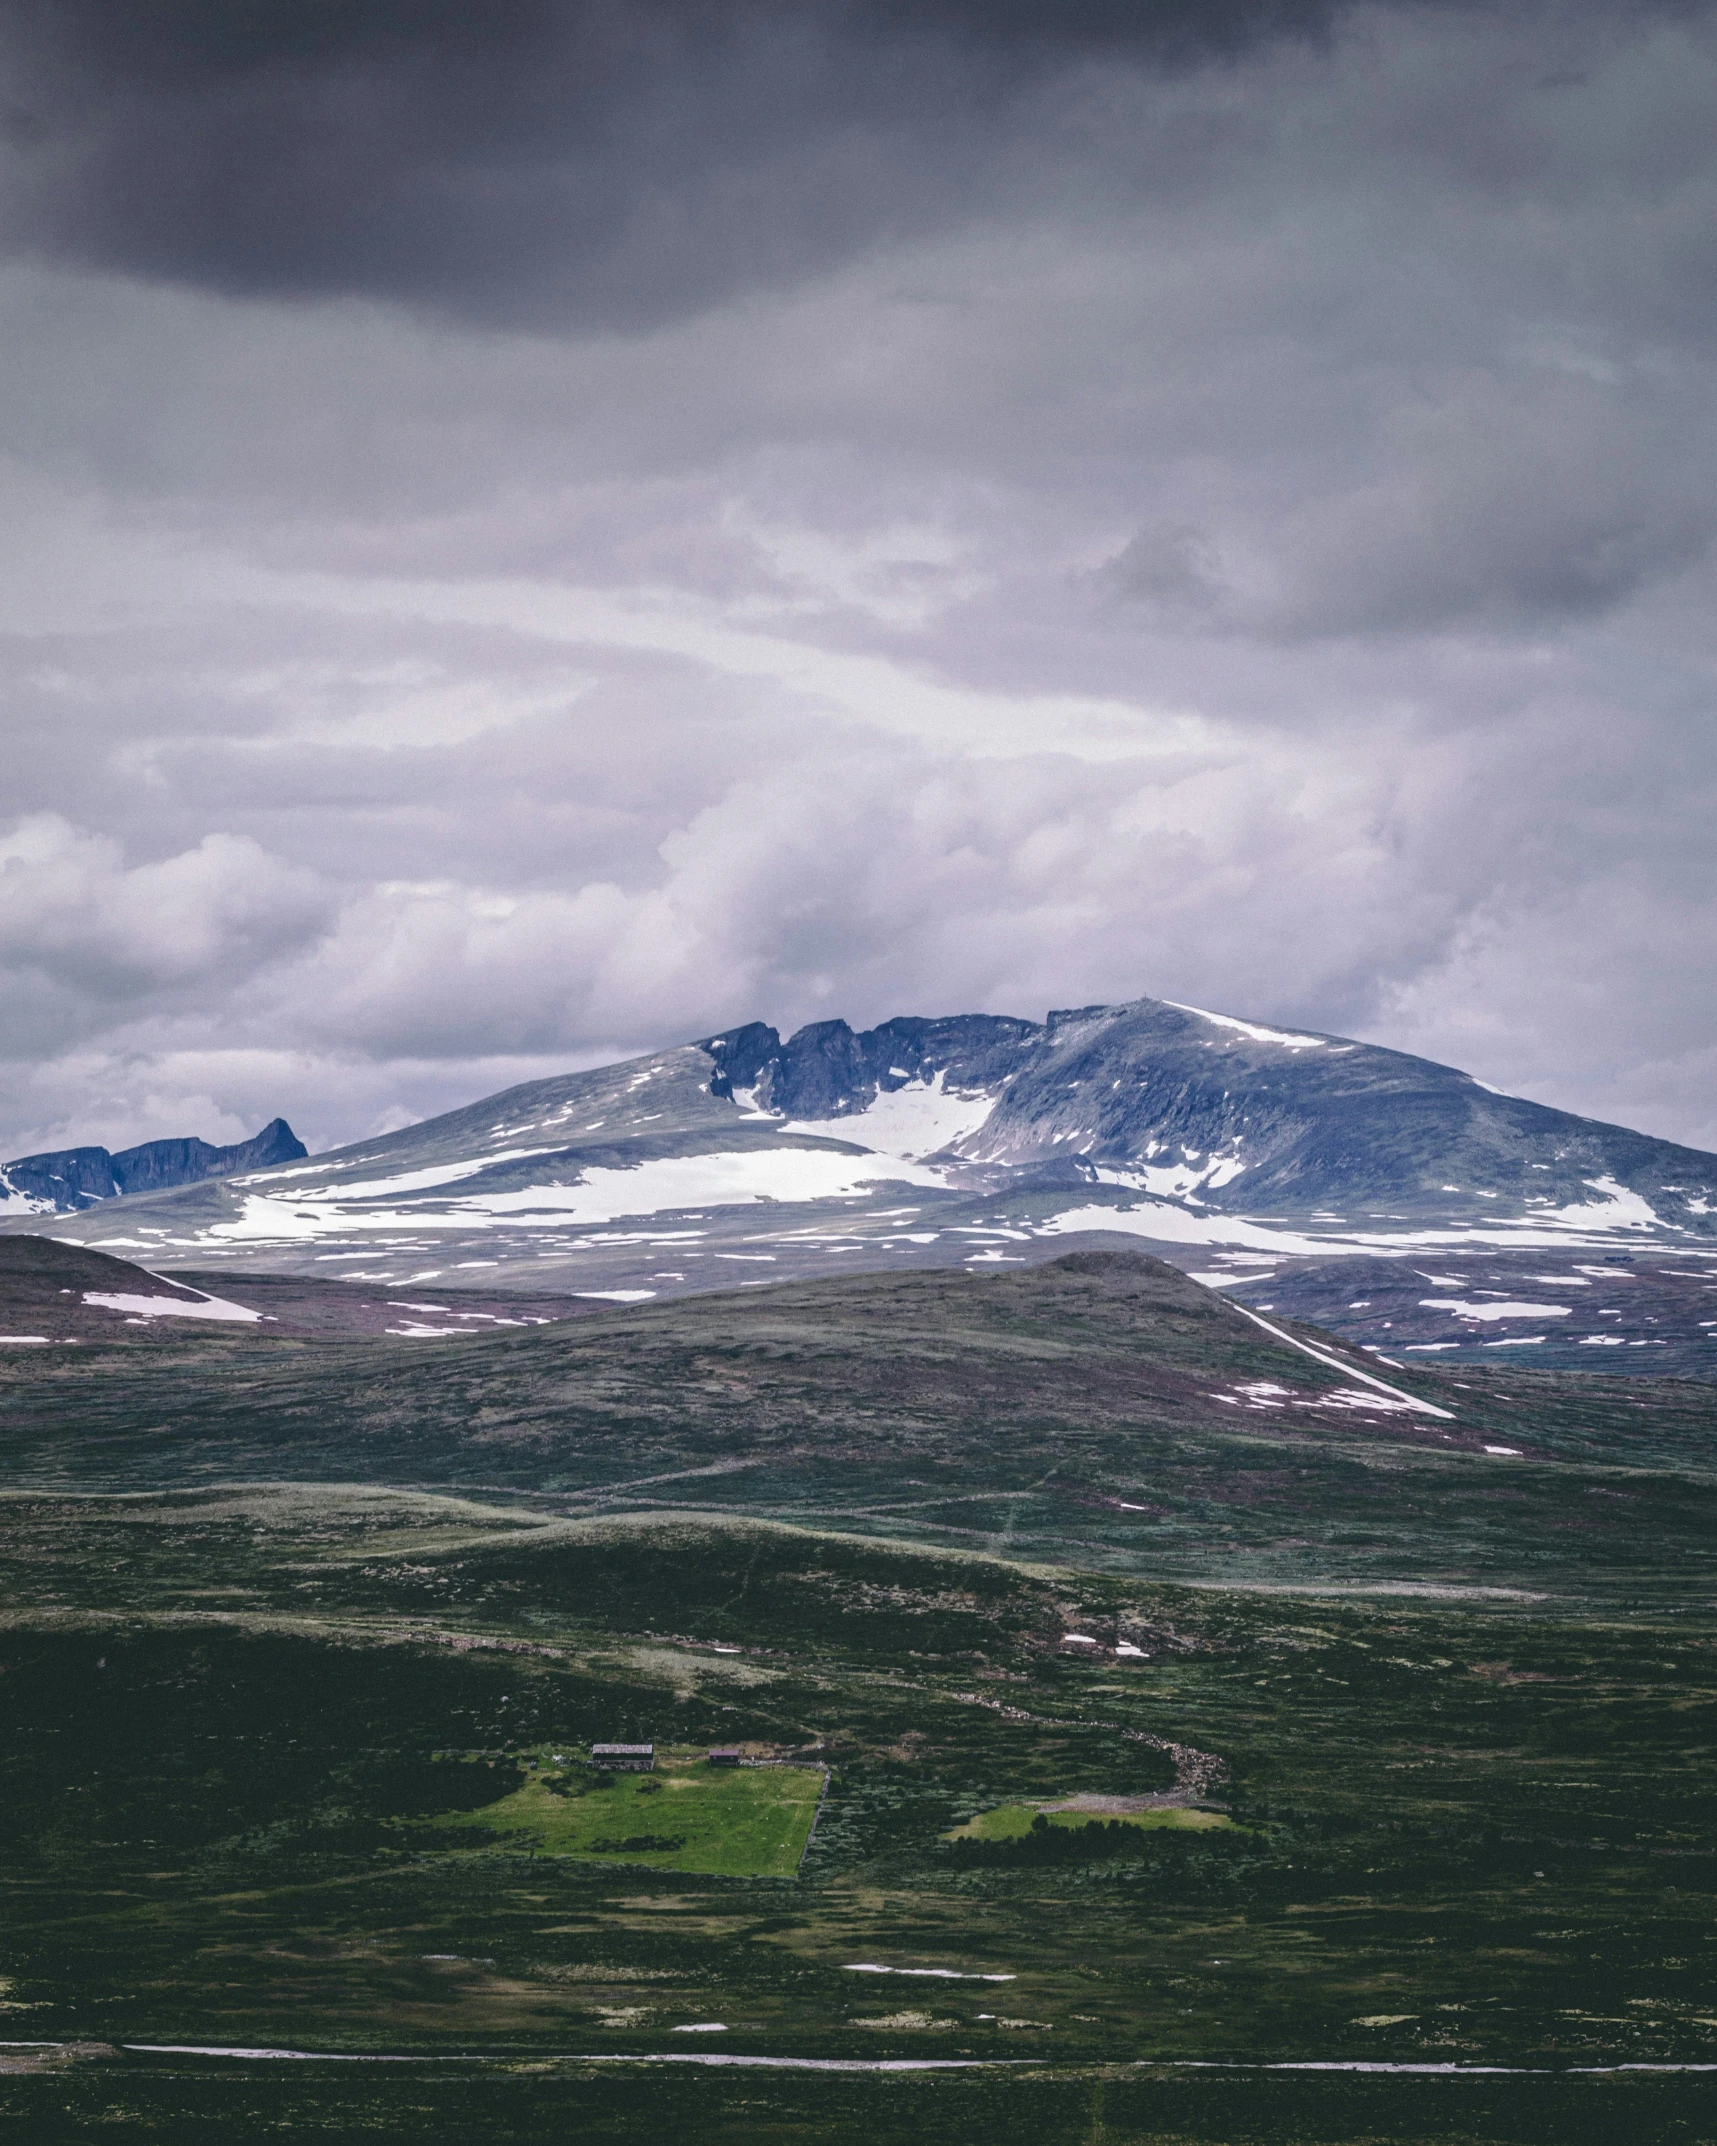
782, 1069, 996, 1162
194, 1146, 961, 1246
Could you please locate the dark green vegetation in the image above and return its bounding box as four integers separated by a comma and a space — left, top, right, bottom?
1, 1500, 1713, 2063
4, 1251, 1716, 1601
6, 2059, 1714, 2146
4, 2060, 1714, 2146
1, 1251, 1713, 2139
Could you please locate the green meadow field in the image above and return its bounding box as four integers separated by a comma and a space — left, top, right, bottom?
945, 1803, 1234, 1840
436, 1749, 824, 1874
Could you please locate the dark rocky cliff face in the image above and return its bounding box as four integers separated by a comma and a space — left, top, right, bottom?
2, 1118, 307, 1212
700, 1013, 1036, 1116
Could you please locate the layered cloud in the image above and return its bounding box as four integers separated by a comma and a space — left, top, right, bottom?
0, 0, 1714, 1159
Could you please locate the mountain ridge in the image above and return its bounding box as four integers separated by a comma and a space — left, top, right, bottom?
5, 996, 1714, 1374
0, 1118, 307, 1215
699, 1001, 1717, 1222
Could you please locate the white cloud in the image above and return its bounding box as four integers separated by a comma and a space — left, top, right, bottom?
0, 814, 330, 1027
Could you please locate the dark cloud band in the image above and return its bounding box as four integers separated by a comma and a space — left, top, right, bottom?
0, 0, 1359, 327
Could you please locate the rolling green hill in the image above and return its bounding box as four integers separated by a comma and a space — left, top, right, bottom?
3, 1249, 1714, 1602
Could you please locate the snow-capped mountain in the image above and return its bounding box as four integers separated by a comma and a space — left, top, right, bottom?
10, 998, 1714, 1325
700, 1003, 1717, 1228
0, 1118, 307, 1215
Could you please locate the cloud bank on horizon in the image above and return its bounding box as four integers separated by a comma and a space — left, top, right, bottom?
0, 0, 1714, 1158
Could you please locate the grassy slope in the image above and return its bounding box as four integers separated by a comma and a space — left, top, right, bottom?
2, 1251, 1714, 1601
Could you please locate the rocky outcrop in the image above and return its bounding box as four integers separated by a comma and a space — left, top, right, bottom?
1, 1118, 307, 1212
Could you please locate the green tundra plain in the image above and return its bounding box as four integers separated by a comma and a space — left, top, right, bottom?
0, 1251, 1713, 2141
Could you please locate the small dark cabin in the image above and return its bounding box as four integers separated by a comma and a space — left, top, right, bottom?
707, 1746, 742, 1767
590, 1743, 654, 1771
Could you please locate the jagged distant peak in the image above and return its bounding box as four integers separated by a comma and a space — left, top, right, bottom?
0, 1118, 307, 1216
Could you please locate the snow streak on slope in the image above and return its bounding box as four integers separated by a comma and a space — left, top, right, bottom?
1034, 1179, 1676, 1257
1162, 1003, 1330, 1050
270, 1148, 572, 1202
82, 1288, 262, 1324
199, 1147, 958, 1246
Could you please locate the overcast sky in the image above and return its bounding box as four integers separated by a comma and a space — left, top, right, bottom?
1, 0, 1715, 1160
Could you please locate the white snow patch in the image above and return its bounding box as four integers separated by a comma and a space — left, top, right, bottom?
1034, 1197, 1679, 1263
784, 1070, 996, 1162
0, 1335, 51, 1344
83, 1290, 261, 1324
843, 1966, 1016, 1981
466, 1148, 956, 1220
1316, 1388, 1423, 1414
1541, 1177, 1662, 1232
237, 1158, 365, 1184
574, 1289, 657, 1303
1095, 1148, 1245, 1200
1036, 1201, 1337, 1255
1419, 1298, 1572, 1322
1165, 1002, 1328, 1049
0, 1182, 55, 1215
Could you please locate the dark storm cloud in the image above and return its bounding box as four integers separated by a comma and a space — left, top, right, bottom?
0, 0, 1359, 329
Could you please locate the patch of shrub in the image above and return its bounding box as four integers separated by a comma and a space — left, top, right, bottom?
359, 1757, 525, 1818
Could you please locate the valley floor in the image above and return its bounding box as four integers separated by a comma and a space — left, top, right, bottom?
1, 1488, 1713, 2141
1, 1252, 1713, 2139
